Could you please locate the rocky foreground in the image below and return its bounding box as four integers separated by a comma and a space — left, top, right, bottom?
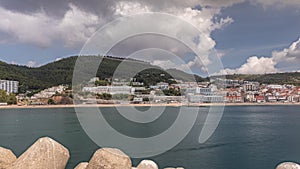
0, 137, 183, 169
0, 137, 299, 169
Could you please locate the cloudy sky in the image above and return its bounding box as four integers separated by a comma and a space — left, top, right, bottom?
0, 0, 299, 75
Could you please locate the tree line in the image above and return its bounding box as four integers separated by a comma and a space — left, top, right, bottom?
0, 90, 17, 104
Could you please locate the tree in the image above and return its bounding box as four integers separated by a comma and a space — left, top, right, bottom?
163, 88, 181, 96
54, 91, 62, 96
0, 90, 17, 104
102, 93, 112, 100
95, 80, 109, 86
7, 93, 17, 105
48, 98, 55, 105
143, 97, 150, 102
0, 90, 7, 103
96, 93, 112, 100
112, 94, 128, 100
26, 90, 41, 98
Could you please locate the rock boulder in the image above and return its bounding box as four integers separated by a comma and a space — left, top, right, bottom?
137, 160, 158, 169
0, 147, 17, 169
7, 137, 69, 169
276, 162, 300, 169
86, 148, 131, 169
74, 162, 89, 169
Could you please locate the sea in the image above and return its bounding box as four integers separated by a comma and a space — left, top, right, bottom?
0, 105, 300, 169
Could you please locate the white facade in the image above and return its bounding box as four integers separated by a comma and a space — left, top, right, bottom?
243, 83, 259, 91
156, 82, 169, 90
33, 85, 66, 99
83, 86, 133, 95
0, 80, 19, 93
89, 77, 99, 83
267, 84, 283, 89
188, 94, 224, 103
185, 87, 212, 95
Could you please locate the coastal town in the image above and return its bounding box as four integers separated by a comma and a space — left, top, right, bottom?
1, 76, 300, 106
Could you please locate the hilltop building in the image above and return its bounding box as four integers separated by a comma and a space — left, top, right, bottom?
32, 85, 67, 99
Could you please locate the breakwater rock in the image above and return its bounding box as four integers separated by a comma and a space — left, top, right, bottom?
276, 162, 300, 169
0, 137, 184, 169
6, 137, 69, 169
0, 147, 16, 169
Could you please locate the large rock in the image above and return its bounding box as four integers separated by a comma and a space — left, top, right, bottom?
86, 148, 131, 169
137, 160, 158, 169
7, 137, 69, 169
276, 162, 300, 169
0, 147, 17, 169
74, 162, 89, 169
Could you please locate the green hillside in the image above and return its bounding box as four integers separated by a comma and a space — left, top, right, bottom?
0, 56, 206, 93
1, 55, 299, 93
213, 73, 300, 85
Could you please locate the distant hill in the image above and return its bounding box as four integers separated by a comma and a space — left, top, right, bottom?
0, 56, 206, 93
213, 73, 300, 85
1, 56, 299, 93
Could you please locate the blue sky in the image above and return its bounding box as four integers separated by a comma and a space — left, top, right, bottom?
0, 0, 299, 74
214, 1, 300, 70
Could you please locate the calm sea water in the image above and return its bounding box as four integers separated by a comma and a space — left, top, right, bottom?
0, 106, 300, 169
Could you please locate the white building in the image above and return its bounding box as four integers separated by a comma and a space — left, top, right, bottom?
33, 85, 67, 99
156, 82, 169, 90
83, 86, 133, 95
187, 94, 224, 103
185, 85, 217, 95
243, 82, 259, 91
267, 84, 283, 89
0, 80, 19, 93
89, 77, 99, 83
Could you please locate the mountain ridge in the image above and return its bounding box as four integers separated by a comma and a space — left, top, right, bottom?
0, 56, 299, 93
0, 56, 206, 93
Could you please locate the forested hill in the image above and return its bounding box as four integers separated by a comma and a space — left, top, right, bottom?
0, 56, 206, 93
0, 57, 77, 93
213, 73, 300, 85
1, 56, 299, 93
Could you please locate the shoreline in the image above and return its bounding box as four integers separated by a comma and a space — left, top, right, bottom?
0, 102, 300, 109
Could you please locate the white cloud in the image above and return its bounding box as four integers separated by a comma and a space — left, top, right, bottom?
216, 49, 228, 58
212, 17, 234, 30
114, 1, 151, 16
221, 56, 278, 74
0, 3, 101, 48
200, 0, 245, 8
0, 6, 56, 47
5, 0, 299, 75
26, 60, 40, 67
10, 61, 18, 65
114, 0, 244, 11
152, 60, 193, 73
110, 1, 237, 74
55, 57, 62, 62
272, 38, 300, 63
220, 38, 300, 74
58, 4, 102, 47
0, 0, 245, 72
0, 1, 238, 51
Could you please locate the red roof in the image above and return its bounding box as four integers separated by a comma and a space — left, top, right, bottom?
255, 96, 265, 100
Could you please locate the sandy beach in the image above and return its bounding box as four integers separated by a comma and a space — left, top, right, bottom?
0, 102, 299, 109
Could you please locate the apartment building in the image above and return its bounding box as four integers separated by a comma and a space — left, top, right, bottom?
0, 80, 19, 93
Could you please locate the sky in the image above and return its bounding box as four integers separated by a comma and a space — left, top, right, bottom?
0, 0, 299, 75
